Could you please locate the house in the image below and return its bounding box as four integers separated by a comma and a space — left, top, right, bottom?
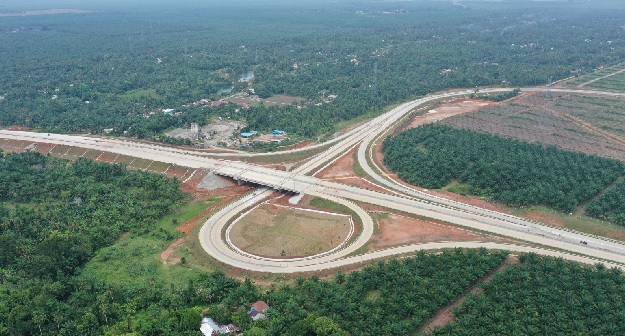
249, 301, 269, 321
162, 108, 175, 115
241, 132, 257, 138
200, 317, 240, 336
273, 130, 286, 135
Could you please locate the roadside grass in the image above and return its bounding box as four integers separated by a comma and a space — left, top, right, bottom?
352, 149, 367, 177
83, 198, 219, 287
147, 161, 171, 173
128, 158, 151, 169
80, 149, 100, 160
442, 180, 471, 195
115, 154, 135, 165
513, 206, 625, 243
309, 196, 353, 215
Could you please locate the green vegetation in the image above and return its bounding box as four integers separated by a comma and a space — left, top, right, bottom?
309, 197, 353, 215
383, 124, 625, 214
431, 254, 625, 336
262, 249, 507, 336
0, 151, 186, 335
84, 198, 218, 287
2, 2, 625, 142
587, 181, 625, 225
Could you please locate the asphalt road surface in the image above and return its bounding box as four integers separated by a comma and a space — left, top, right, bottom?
3, 87, 625, 273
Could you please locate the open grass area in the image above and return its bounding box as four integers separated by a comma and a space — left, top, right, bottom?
147, 161, 171, 173
229, 204, 352, 258
82, 149, 103, 160
83, 198, 220, 287
513, 206, 625, 243
128, 157, 151, 169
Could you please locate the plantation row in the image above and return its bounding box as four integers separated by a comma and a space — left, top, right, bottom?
383, 124, 625, 217
263, 249, 507, 336
431, 254, 625, 336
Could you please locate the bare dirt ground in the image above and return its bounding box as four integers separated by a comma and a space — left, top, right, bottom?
522, 211, 566, 228
443, 92, 625, 162
229, 200, 352, 258
368, 212, 508, 251
419, 254, 519, 334
398, 99, 495, 134
316, 147, 393, 194
166, 119, 245, 147
227, 92, 304, 107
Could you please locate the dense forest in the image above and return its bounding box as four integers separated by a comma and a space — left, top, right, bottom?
431, 254, 625, 336
383, 124, 625, 216
2, 1, 625, 140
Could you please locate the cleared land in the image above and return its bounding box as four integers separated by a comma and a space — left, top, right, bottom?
563, 62, 625, 88
165, 118, 245, 147
229, 203, 352, 258
226, 92, 305, 107
443, 92, 625, 162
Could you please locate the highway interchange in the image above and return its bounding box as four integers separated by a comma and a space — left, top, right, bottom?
2, 87, 625, 272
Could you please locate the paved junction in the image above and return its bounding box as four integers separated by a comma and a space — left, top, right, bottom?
3, 87, 625, 272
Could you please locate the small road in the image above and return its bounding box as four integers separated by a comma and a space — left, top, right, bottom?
3, 87, 625, 273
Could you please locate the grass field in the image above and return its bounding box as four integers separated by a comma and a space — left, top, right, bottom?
229, 204, 352, 258
83, 198, 219, 287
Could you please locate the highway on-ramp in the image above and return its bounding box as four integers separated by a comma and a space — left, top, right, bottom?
3, 87, 625, 273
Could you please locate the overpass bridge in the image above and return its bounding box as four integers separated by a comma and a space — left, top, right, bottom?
3, 87, 625, 272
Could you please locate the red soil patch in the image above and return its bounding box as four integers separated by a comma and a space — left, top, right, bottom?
31, 143, 57, 155
315, 146, 392, 193
161, 237, 187, 265
175, 195, 243, 234
369, 213, 499, 251
396, 99, 495, 135
521, 211, 566, 228
279, 140, 317, 151
316, 146, 357, 179
0, 140, 29, 153
166, 165, 188, 178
